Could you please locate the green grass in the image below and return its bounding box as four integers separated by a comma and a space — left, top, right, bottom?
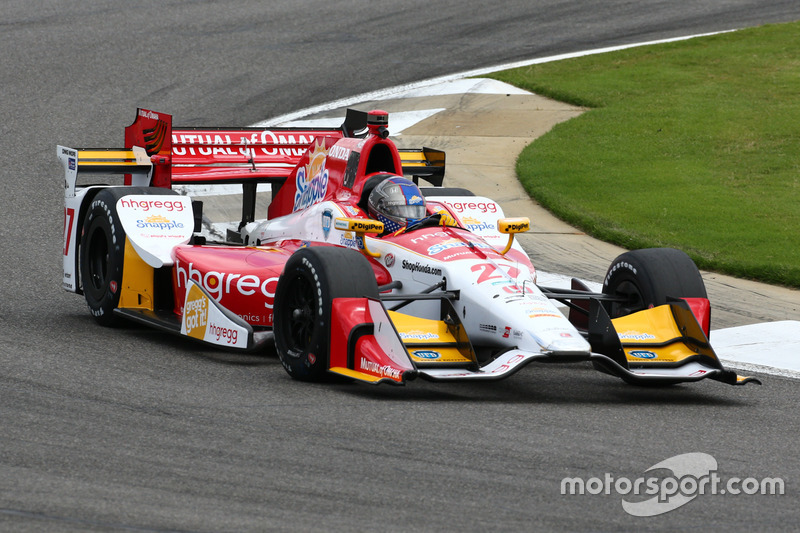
487, 22, 800, 287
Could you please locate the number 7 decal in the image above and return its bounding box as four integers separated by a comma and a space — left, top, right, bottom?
64, 207, 75, 256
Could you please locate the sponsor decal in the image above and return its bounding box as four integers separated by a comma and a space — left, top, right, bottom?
604, 261, 639, 287
479, 324, 497, 333
504, 221, 529, 232
182, 282, 244, 347
68, 157, 76, 171
321, 209, 332, 238
119, 198, 185, 212
293, 142, 329, 211
237, 312, 273, 324
427, 238, 492, 256
360, 357, 401, 380
172, 130, 316, 158
401, 260, 442, 277
328, 144, 351, 161
462, 216, 495, 233
398, 331, 439, 341
136, 214, 185, 231
175, 259, 279, 307
339, 233, 360, 249
384, 254, 395, 268
412, 350, 441, 360
117, 196, 194, 258
502, 326, 512, 338
443, 200, 498, 213
528, 312, 564, 319
618, 330, 657, 341
335, 218, 383, 233
630, 350, 658, 359
183, 283, 209, 340
410, 231, 448, 245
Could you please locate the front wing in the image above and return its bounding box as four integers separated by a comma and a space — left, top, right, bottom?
325, 296, 760, 387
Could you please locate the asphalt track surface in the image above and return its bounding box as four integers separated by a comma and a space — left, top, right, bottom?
3, 1, 800, 531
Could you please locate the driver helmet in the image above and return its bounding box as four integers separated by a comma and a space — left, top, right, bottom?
367, 175, 427, 233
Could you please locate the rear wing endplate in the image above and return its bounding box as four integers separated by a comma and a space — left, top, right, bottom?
58, 146, 152, 198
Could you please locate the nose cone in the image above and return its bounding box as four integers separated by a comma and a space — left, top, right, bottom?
543, 334, 591, 355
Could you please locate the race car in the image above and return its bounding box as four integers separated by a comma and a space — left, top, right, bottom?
58, 108, 759, 387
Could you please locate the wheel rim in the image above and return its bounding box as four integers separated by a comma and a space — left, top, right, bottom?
282, 273, 317, 354
611, 280, 646, 317
86, 227, 109, 295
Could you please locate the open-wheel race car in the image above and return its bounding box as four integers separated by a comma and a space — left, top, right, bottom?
59, 108, 759, 387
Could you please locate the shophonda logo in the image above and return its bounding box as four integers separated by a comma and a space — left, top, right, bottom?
561, 452, 784, 517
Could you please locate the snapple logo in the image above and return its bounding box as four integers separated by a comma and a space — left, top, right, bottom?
136, 214, 184, 231
293, 142, 329, 211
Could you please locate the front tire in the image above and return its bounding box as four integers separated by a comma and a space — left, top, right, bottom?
273, 247, 379, 381
602, 248, 707, 319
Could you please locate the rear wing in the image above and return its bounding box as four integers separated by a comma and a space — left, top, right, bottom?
399, 148, 445, 186
60, 108, 445, 192
125, 108, 356, 188
58, 146, 153, 198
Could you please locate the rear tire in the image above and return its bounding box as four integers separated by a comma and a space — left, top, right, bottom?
79, 187, 176, 326
273, 247, 379, 381
602, 248, 707, 319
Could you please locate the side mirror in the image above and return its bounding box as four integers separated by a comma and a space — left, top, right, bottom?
335, 218, 385, 258
497, 217, 530, 255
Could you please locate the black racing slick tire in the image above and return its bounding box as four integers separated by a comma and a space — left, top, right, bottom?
602, 248, 707, 319
79, 187, 176, 326
273, 247, 380, 381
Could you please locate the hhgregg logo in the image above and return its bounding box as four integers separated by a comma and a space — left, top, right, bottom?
175, 259, 278, 307
119, 198, 185, 212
